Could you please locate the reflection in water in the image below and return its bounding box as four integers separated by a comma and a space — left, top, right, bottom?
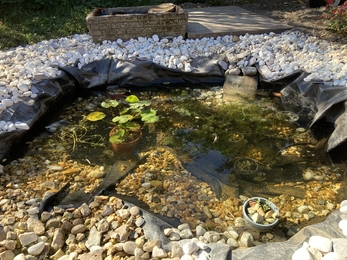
22, 86, 346, 230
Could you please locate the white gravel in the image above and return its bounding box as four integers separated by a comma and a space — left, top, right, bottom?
1, 31, 347, 132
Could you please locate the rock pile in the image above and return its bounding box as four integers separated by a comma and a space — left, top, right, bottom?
291, 200, 347, 260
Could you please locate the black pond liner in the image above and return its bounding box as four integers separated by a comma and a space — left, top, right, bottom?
2, 57, 347, 163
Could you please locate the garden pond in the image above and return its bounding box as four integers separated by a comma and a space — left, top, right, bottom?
4, 85, 347, 239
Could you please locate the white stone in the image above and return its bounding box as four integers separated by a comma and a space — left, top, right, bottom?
181, 255, 194, 260
195, 225, 207, 237
182, 240, 199, 255
241, 67, 257, 76
258, 65, 274, 80
219, 60, 228, 70
17, 83, 29, 92
7, 123, 16, 132
303, 169, 314, 180
152, 34, 159, 42
322, 252, 342, 260
197, 250, 210, 260
292, 247, 313, 260
180, 229, 194, 239
27, 241, 46, 255
2, 99, 14, 107
308, 236, 333, 253
297, 205, 309, 214
339, 219, 347, 230
239, 231, 254, 247
340, 205, 347, 214
14, 253, 26, 260
15, 122, 29, 130
152, 245, 167, 258
18, 232, 38, 246
227, 68, 241, 75
178, 223, 190, 231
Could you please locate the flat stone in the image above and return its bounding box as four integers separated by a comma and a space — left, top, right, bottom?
152, 245, 168, 258
223, 74, 258, 103
309, 235, 332, 253
27, 217, 45, 235
71, 224, 86, 235
123, 241, 137, 255
80, 203, 92, 217
27, 241, 45, 255
0, 250, 15, 260
180, 229, 194, 239
177, 223, 190, 231
143, 240, 161, 252
51, 228, 65, 251
101, 205, 114, 216
186, 6, 292, 39
18, 232, 38, 247
171, 242, 184, 258
97, 218, 110, 233
46, 217, 61, 229
240, 231, 255, 247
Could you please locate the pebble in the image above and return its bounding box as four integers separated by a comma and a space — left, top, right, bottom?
27, 241, 46, 255
1, 30, 347, 133
182, 240, 199, 255
292, 245, 313, 260
152, 245, 168, 258
123, 241, 137, 255
240, 232, 255, 247
309, 236, 333, 253
18, 232, 38, 246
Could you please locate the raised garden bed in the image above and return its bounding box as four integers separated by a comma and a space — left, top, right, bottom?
86, 3, 188, 43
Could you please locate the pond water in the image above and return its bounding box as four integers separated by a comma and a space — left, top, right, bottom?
8, 85, 347, 238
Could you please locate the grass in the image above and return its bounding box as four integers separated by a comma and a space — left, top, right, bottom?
0, 0, 270, 51
0, 0, 167, 50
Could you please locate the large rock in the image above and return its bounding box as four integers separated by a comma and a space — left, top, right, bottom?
223, 74, 258, 103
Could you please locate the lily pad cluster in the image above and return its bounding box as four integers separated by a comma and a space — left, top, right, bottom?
86, 95, 159, 144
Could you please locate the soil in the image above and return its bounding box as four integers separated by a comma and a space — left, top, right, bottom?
179, 0, 347, 45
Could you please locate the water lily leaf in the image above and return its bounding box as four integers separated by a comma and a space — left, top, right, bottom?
142, 114, 159, 123
112, 114, 133, 123
141, 109, 159, 123
141, 100, 151, 106
125, 95, 140, 103
119, 107, 130, 115
109, 128, 125, 144
124, 122, 141, 131
101, 99, 119, 108
86, 111, 106, 121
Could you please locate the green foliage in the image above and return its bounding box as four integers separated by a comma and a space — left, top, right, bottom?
323, 1, 347, 34
87, 95, 159, 144
0, 0, 270, 50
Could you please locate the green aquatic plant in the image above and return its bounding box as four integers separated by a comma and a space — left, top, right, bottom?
86, 95, 159, 144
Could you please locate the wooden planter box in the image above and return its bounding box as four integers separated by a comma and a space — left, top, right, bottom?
86, 4, 188, 43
